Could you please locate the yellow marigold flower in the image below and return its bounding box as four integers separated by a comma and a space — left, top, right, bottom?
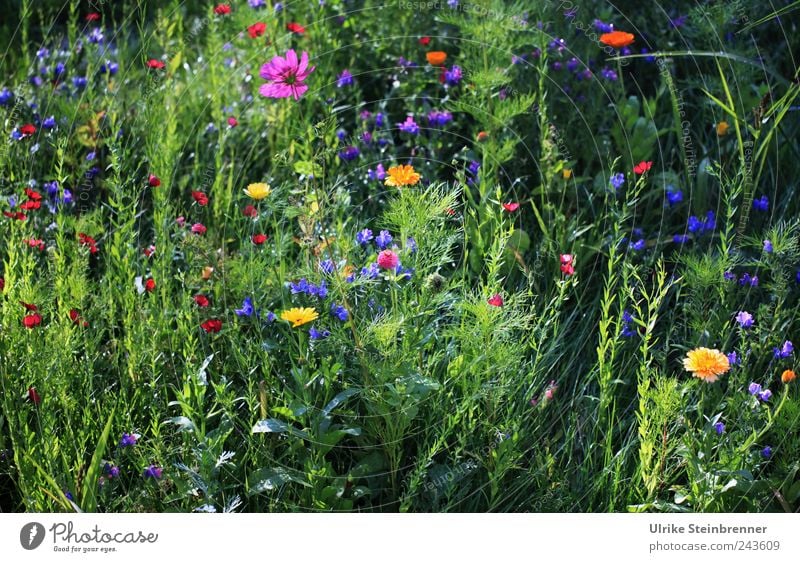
716, 121, 729, 137
683, 347, 730, 383
562, 168, 572, 179
280, 307, 319, 328
244, 182, 272, 200
384, 164, 421, 187
781, 369, 796, 384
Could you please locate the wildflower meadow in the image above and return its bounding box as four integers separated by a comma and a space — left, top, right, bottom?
1, 0, 800, 514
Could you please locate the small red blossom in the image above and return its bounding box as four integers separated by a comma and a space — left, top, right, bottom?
213, 4, 231, 15
148, 174, 161, 187
227, 116, 238, 127
4, 211, 27, 220
78, 233, 99, 254
488, 293, 504, 307
633, 160, 653, 175
86, 12, 101, 21
28, 386, 41, 405
176, 216, 186, 227
419, 36, 431, 46
0, 278, 4, 291
145, 278, 156, 293
286, 22, 306, 35
242, 205, 258, 218
143, 245, 156, 258
445, 207, 456, 216
20, 301, 38, 311
23, 313, 42, 328
191, 191, 209, 206
191, 223, 207, 235
69, 308, 89, 327
25, 188, 42, 201
252, 233, 268, 245
377, 250, 399, 270
18, 200, 41, 211
24, 238, 46, 251
502, 202, 520, 212
560, 253, 575, 276
146, 59, 165, 70
476, 131, 489, 142
248, 22, 267, 38
201, 319, 223, 333
194, 295, 210, 307
19, 123, 37, 137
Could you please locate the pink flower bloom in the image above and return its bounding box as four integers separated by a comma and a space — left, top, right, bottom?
488, 293, 504, 307
377, 250, 399, 270
259, 50, 315, 100
191, 223, 207, 235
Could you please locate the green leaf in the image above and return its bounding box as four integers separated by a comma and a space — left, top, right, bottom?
248, 467, 311, 495
81, 405, 116, 513
322, 388, 359, 417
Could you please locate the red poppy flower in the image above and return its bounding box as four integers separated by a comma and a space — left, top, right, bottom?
502, 202, 520, 212
25, 188, 42, 201
252, 233, 268, 245
78, 233, 99, 254
148, 174, 161, 187
192, 191, 209, 206
227, 116, 238, 127
599, 31, 635, 49
194, 295, 210, 307
69, 308, 89, 327
23, 313, 42, 328
248, 22, 266, 38
242, 205, 258, 218
213, 4, 231, 15
144, 278, 156, 293
28, 386, 41, 405
201, 319, 222, 333
633, 160, 653, 175
20, 301, 38, 311
24, 238, 45, 251
419, 36, 431, 46
86, 12, 101, 21
146, 59, 165, 70
488, 293, 504, 307
286, 22, 306, 35
19, 123, 36, 137
191, 223, 207, 235
143, 245, 156, 258
19, 200, 41, 211
560, 254, 575, 276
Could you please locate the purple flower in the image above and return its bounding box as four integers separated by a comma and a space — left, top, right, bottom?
290, 278, 311, 294
336, 69, 354, 88
42, 116, 56, 129
427, 110, 453, 127
666, 186, 683, 206
773, 340, 794, 358
593, 19, 614, 33
309, 326, 330, 340
443, 65, 462, 86
375, 230, 393, 249
356, 228, 374, 245
406, 237, 417, 253
375, 112, 385, 127
338, 145, 360, 162
762, 446, 772, 458
673, 234, 689, 244
319, 259, 336, 274
120, 432, 139, 447
259, 49, 315, 100
739, 273, 758, 287
368, 164, 386, 181
670, 15, 688, 29
235, 297, 255, 317
143, 465, 163, 479
265, 311, 276, 323
330, 303, 349, 322
398, 116, 420, 135
727, 351, 738, 365
748, 382, 762, 395
0, 87, 13, 106
600, 67, 618, 81
752, 195, 769, 212
714, 422, 725, 435
309, 280, 328, 299
610, 173, 625, 190
629, 238, 646, 251
249, 0, 266, 7
735, 311, 754, 328
621, 309, 637, 337
724, 271, 737, 281
104, 463, 120, 479
758, 389, 772, 401
361, 263, 379, 279
763, 239, 773, 253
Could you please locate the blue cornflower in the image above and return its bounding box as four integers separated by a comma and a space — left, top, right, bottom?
72, 76, 87, 89
336, 69, 354, 88
406, 237, 418, 253
250, 0, 267, 7
290, 278, 311, 294
763, 239, 773, 253
338, 146, 360, 162
375, 230, 393, 250
356, 228, 374, 245
666, 186, 683, 206
593, 19, 614, 33
762, 446, 772, 458
100, 61, 118, 75
309, 280, 328, 299
309, 326, 330, 340
235, 297, 255, 317
714, 422, 725, 435
330, 303, 349, 322
265, 311, 276, 323
0, 87, 12, 106
42, 116, 56, 129
375, 112, 385, 127
361, 263, 380, 279
687, 216, 703, 233
752, 195, 769, 211
53, 62, 66, 78
319, 259, 336, 274
673, 234, 689, 244
629, 238, 646, 251
443, 65, 462, 86
609, 173, 625, 191
735, 311, 754, 328
727, 351, 738, 365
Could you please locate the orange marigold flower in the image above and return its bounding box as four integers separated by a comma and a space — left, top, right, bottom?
600, 31, 635, 49
716, 121, 729, 137
683, 347, 730, 383
384, 164, 421, 187
426, 51, 447, 66
781, 369, 796, 384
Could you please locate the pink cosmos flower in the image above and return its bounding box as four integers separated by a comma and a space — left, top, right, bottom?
259, 50, 315, 100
